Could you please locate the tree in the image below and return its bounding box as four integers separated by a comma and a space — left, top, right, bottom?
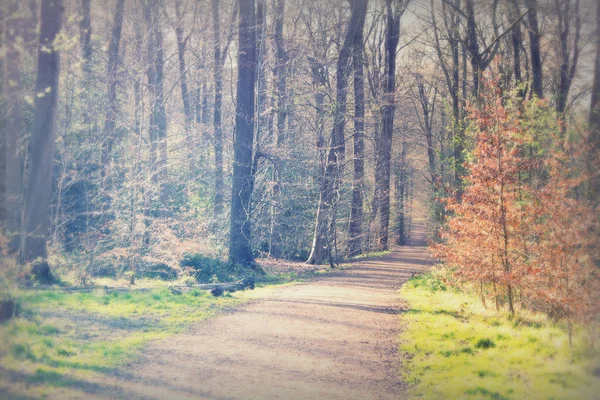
526, 0, 543, 98
435, 83, 599, 323
79, 0, 92, 75
306, 0, 368, 265
20, 0, 64, 263
555, 0, 581, 116
268, 0, 288, 258
100, 0, 125, 187
144, 0, 169, 217
4, 1, 26, 237
373, 0, 407, 251
174, 0, 197, 179
211, 0, 236, 219
229, 0, 257, 266
348, 6, 367, 257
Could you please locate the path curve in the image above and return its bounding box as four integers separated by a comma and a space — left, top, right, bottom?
99, 226, 433, 400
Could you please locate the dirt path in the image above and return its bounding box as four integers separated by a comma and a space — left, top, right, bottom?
95, 226, 433, 400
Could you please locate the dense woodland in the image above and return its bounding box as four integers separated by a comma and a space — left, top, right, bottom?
0, 0, 599, 327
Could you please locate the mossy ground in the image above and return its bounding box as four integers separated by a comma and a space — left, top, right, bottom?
400, 273, 600, 399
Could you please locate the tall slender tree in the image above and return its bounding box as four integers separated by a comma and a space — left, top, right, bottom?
20, 0, 64, 263
526, 0, 544, 98
4, 1, 26, 237
348, 2, 367, 257
100, 0, 125, 187
374, 0, 407, 251
307, 0, 368, 265
229, 0, 257, 266
589, 0, 600, 203
174, 0, 196, 179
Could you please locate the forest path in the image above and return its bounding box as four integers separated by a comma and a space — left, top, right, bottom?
95, 225, 433, 400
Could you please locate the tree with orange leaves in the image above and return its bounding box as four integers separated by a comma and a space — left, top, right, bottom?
435, 82, 599, 334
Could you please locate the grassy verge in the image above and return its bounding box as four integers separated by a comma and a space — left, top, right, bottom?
400, 273, 600, 400
0, 284, 280, 398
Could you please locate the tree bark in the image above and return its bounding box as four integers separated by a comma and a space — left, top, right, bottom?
395, 142, 407, 245
229, 0, 257, 266
20, 0, 63, 263
307, 0, 368, 265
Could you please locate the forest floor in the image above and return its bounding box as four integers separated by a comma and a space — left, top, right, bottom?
0, 225, 433, 399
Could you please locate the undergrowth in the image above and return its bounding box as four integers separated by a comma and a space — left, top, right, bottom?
400, 271, 600, 399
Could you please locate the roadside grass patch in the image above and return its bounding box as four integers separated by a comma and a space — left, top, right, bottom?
400, 272, 600, 399
0, 285, 277, 398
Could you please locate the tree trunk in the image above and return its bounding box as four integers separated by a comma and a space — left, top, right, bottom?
509, 0, 523, 95
395, 142, 407, 245
348, 16, 366, 257
0, 7, 5, 230
588, 0, 600, 204
269, 0, 287, 258
4, 2, 25, 236
100, 0, 125, 188
79, 0, 93, 75
212, 0, 225, 218
175, 0, 196, 179
375, 0, 404, 251
556, 0, 580, 116
20, 0, 63, 263
526, 0, 544, 98
307, 0, 368, 265
229, 0, 257, 266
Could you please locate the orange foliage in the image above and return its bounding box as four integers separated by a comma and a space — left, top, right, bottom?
435, 82, 600, 326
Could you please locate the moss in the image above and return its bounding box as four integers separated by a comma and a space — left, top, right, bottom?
400, 273, 600, 400
0, 285, 269, 397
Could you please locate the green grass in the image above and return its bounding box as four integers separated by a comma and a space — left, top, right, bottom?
350, 250, 391, 261
0, 285, 278, 398
400, 273, 600, 400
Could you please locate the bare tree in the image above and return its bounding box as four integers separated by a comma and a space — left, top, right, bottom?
4, 1, 26, 237
211, 0, 237, 219
20, 0, 64, 263
79, 0, 93, 75
526, 0, 544, 98
589, 0, 600, 203
348, 3, 367, 257
307, 0, 368, 265
174, 0, 197, 179
229, 0, 257, 266
374, 0, 407, 251
555, 0, 581, 116
100, 0, 125, 187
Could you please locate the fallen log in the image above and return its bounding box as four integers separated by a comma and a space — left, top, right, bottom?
19, 282, 248, 293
